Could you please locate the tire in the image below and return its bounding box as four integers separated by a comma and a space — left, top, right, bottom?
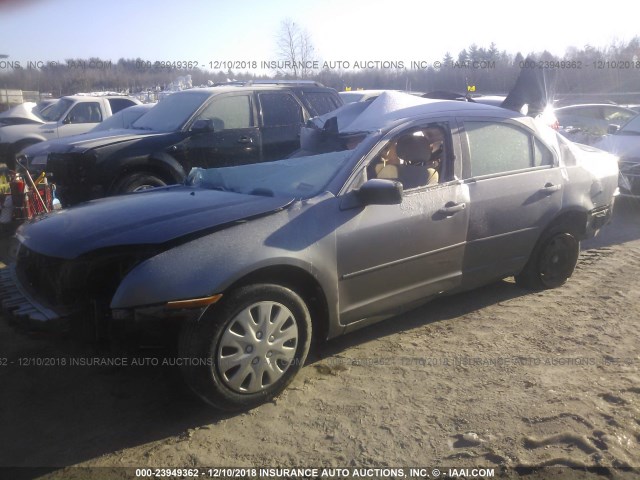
113, 172, 167, 193
515, 229, 580, 290
178, 284, 312, 411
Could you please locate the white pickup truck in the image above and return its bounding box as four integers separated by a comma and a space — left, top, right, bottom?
0, 95, 141, 168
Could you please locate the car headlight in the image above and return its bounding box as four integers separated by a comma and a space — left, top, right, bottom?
30, 154, 48, 168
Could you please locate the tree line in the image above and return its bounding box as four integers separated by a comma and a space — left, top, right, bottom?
1, 38, 639, 101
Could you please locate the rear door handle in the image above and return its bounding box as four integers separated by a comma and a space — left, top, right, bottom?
541, 182, 561, 194
237, 136, 253, 144
438, 202, 466, 216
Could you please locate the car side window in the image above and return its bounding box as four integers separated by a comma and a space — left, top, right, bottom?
465, 121, 546, 177
194, 95, 251, 131
259, 93, 303, 127
303, 92, 342, 116
108, 98, 137, 114
66, 102, 102, 124
534, 138, 554, 167
367, 125, 447, 191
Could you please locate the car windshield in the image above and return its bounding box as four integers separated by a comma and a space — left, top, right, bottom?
91, 106, 150, 132
187, 151, 352, 199
131, 92, 211, 132
39, 98, 73, 122
340, 92, 366, 103
620, 114, 640, 134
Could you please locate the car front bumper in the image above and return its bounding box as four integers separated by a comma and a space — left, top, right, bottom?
0, 264, 205, 343
0, 266, 69, 331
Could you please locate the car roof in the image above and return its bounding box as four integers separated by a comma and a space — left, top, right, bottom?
340, 89, 395, 95
556, 104, 637, 111
61, 95, 136, 101
471, 95, 507, 106
327, 91, 524, 134
172, 85, 335, 97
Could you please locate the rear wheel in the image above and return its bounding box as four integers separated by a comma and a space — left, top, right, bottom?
113, 172, 167, 193
178, 284, 312, 411
515, 230, 580, 290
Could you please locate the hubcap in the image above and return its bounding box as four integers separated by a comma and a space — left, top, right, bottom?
132, 184, 158, 192
217, 301, 298, 394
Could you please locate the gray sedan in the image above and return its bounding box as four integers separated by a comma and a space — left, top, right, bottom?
1, 93, 618, 410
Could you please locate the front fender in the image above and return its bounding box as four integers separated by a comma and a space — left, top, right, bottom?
99, 152, 185, 190
109, 199, 341, 328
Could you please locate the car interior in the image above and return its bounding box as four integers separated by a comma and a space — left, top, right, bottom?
369, 126, 445, 190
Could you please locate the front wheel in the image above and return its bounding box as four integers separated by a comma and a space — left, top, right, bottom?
178, 284, 312, 411
113, 172, 167, 193
515, 231, 580, 290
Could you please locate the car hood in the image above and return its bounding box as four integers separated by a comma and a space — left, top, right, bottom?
0, 102, 44, 125
23, 129, 159, 158
17, 186, 294, 259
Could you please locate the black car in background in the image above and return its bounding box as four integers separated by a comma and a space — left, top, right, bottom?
20, 82, 342, 206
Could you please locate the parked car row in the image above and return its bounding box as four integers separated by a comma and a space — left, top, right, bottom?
0, 95, 141, 169
417, 65, 640, 200
553, 103, 640, 198
594, 114, 640, 197
15, 82, 342, 206
556, 103, 637, 145
0, 91, 619, 410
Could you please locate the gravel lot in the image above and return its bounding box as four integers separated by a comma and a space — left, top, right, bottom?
1, 199, 639, 479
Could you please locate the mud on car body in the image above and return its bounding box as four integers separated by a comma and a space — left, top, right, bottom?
1, 92, 618, 410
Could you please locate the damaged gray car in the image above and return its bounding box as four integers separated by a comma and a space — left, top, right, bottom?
1, 92, 618, 410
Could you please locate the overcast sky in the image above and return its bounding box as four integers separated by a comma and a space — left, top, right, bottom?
0, 0, 637, 71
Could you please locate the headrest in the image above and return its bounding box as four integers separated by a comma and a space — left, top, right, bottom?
396, 135, 430, 164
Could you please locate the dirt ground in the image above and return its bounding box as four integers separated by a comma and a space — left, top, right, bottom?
0, 199, 639, 480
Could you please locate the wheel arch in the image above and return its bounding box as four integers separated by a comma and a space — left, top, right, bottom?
223, 265, 330, 344
105, 153, 185, 194
14, 137, 44, 151
545, 208, 589, 240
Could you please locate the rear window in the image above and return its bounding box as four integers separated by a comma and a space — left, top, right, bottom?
465, 122, 531, 176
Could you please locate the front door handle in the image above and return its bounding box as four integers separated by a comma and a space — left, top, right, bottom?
237, 136, 253, 144
438, 202, 466, 216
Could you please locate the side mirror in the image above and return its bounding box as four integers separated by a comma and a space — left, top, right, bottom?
607, 124, 620, 135
63, 116, 73, 125
191, 119, 215, 133
356, 179, 403, 206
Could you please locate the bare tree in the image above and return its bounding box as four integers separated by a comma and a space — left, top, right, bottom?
275, 19, 316, 79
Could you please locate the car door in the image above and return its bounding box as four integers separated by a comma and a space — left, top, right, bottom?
257, 91, 305, 161
335, 121, 470, 325
458, 118, 563, 288
57, 101, 103, 137
184, 93, 260, 168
